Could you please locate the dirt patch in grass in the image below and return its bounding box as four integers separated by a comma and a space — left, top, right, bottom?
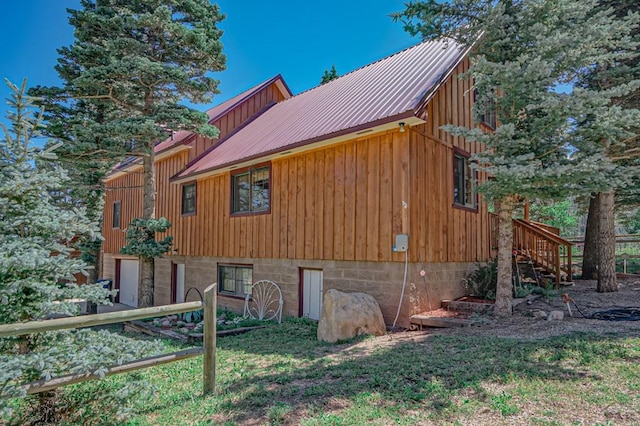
450, 277, 640, 340
321, 277, 640, 362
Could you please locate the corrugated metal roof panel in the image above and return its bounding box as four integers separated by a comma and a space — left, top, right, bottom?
177, 39, 466, 179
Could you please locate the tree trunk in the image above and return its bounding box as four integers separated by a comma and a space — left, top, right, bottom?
138, 153, 156, 308
597, 190, 617, 292
494, 195, 516, 317
582, 194, 599, 279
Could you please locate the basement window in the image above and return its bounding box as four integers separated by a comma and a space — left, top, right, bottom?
453, 152, 477, 210
218, 264, 253, 297
231, 165, 270, 215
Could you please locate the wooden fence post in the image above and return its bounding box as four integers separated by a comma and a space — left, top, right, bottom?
203, 283, 217, 395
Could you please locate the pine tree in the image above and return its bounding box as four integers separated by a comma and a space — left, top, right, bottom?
394, 0, 639, 315
580, 0, 640, 291
57, 0, 226, 307
320, 65, 339, 84
27, 85, 123, 288
0, 80, 160, 420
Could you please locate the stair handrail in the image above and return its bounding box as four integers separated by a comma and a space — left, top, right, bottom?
514, 219, 573, 247
529, 220, 560, 236
513, 219, 573, 284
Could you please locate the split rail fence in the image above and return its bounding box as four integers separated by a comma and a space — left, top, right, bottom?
0, 283, 218, 396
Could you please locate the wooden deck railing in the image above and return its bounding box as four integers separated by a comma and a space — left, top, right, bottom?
512, 219, 573, 284
0, 283, 218, 396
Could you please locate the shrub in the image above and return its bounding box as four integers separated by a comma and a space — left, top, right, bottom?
464, 258, 498, 300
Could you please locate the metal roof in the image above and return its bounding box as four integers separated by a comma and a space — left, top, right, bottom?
154, 74, 291, 153
175, 39, 467, 180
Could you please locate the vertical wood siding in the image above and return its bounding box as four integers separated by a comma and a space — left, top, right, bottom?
102, 170, 143, 253
187, 82, 288, 162
102, 81, 286, 255
172, 131, 410, 262
103, 58, 491, 264
409, 58, 491, 263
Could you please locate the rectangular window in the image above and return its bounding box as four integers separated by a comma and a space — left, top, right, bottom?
453, 152, 477, 210
232, 166, 270, 214
475, 89, 497, 129
218, 265, 253, 297
113, 201, 121, 228
480, 100, 497, 129
181, 183, 196, 215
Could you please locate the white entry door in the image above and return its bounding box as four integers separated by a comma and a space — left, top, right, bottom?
175, 263, 185, 303
119, 259, 139, 307
302, 269, 323, 320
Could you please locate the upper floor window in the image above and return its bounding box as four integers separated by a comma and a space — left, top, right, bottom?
181, 183, 196, 215
218, 264, 253, 297
453, 152, 477, 210
475, 89, 497, 129
232, 165, 270, 214
112, 201, 122, 228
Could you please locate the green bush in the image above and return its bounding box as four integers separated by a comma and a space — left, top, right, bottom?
464, 258, 498, 300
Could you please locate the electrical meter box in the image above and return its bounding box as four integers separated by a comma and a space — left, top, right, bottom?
394, 234, 409, 252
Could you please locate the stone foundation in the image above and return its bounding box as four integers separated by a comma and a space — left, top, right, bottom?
102, 253, 475, 328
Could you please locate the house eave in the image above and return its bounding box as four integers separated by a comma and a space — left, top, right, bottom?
170, 113, 425, 185
104, 144, 190, 182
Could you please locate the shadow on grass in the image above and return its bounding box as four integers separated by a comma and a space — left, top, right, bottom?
19, 320, 636, 425
131, 319, 640, 424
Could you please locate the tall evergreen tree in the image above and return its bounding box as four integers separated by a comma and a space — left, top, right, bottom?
580, 0, 639, 291
0, 80, 160, 420
394, 0, 639, 315
58, 0, 226, 307
28, 85, 124, 287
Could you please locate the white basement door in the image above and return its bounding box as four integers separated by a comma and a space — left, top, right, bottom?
302, 269, 323, 320
119, 259, 139, 307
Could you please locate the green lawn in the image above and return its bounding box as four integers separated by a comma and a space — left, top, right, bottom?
6, 319, 640, 425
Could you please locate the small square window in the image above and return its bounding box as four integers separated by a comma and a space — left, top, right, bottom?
182, 183, 196, 215
453, 153, 477, 210
113, 201, 121, 228
232, 166, 270, 214
218, 265, 253, 297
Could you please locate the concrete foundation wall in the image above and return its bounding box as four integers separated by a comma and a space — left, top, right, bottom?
102, 252, 475, 328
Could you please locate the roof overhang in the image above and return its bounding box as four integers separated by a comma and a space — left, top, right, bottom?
104, 144, 190, 182
170, 113, 425, 185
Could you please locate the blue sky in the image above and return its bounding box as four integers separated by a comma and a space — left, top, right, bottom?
0, 1, 417, 121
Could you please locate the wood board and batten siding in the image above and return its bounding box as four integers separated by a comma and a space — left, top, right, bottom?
187, 82, 288, 162
103, 58, 490, 266
409, 58, 492, 263
165, 56, 491, 265
102, 170, 143, 253
101, 79, 287, 255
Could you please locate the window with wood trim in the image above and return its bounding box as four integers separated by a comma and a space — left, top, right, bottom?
231, 166, 270, 214
112, 201, 122, 228
218, 264, 253, 297
475, 89, 497, 129
453, 152, 477, 209
181, 183, 196, 215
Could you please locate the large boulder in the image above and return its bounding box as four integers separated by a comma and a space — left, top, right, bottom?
317, 289, 386, 343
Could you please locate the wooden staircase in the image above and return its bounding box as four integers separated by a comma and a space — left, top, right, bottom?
513, 219, 573, 285
491, 215, 574, 285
